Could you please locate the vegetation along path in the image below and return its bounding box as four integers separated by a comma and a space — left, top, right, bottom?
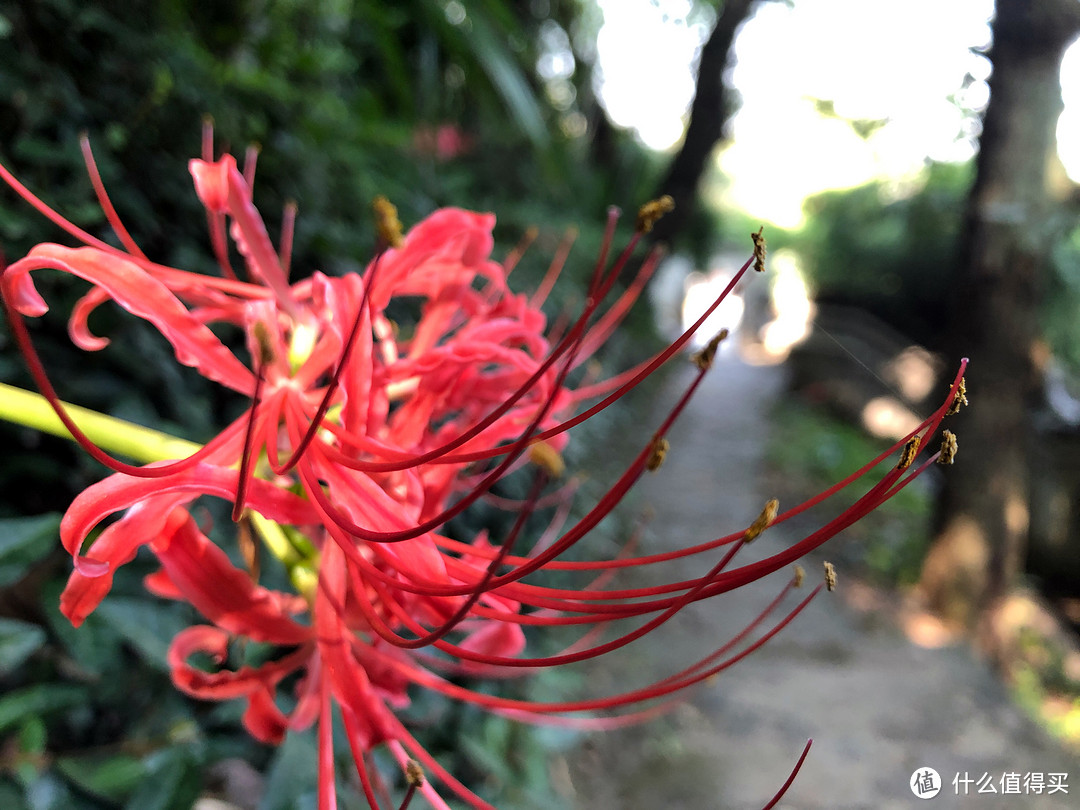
564, 352, 1078, 810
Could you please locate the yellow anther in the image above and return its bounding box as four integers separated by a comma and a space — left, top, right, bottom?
238, 517, 260, 582
691, 328, 729, 371
744, 498, 779, 542
938, 429, 958, 465
251, 320, 276, 367
529, 441, 565, 479
947, 377, 968, 416
824, 561, 837, 592
406, 759, 425, 786
897, 435, 921, 470
372, 195, 404, 248
636, 195, 675, 234
793, 564, 805, 588
751, 226, 767, 272
646, 436, 669, 472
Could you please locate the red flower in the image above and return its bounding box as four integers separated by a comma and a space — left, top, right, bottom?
0, 128, 967, 809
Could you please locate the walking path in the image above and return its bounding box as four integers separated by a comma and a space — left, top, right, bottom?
565, 353, 1078, 809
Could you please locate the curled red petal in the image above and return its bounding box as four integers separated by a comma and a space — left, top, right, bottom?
69, 286, 112, 350
188, 156, 232, 213
59, 494, 189, 624
60, 463, 320, 569
3, 244, 253, 393
154, 508, 310, 645
242, 686, 290, 745
168, 625, 310, 705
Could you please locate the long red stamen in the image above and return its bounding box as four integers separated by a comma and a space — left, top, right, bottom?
340, 708, 385, 810
319, 253, 754, 474
231, 362, 269, 522
350, 586, 821, 708
501, 225, 538, 277
391, 471, 547, 650
528, 226, 576, 308
79, 135, 148, 260
761, 739, 813, 810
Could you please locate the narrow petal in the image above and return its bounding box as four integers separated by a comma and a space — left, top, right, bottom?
61, 463, 320, 569
4, 245, 253, 393
153, 508, 310, 644
59, 495, 189, 624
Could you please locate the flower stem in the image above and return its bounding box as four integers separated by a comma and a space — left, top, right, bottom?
0, 381, 200, 463
0, 382, 316, 585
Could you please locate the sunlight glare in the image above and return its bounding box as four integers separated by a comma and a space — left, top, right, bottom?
592, 0, 1018, 227
592, 0, 714, 151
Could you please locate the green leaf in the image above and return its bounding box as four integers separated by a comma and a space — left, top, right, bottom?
0, 618, 46, 675
41, 582, 125, 680
55, 754, 146, 803
0, 685, 85, 735
459, 13, 549, 149
0, 779, 27, 810
95, 596, 188, 671
25, 773, 79, 810
259, 731, 318, 810
0, 514, 61, 588
17, 716, 47, 756
122, 749, 201, 810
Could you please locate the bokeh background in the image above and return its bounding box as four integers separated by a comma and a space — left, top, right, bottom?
1, 1, 1079, 808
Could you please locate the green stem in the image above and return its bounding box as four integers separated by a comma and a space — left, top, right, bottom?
0, 382, 319, 583
0, 381, 201, 463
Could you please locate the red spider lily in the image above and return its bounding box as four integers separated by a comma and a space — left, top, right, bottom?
0, 127, 967, 810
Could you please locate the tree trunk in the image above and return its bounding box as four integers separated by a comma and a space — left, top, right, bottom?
919, 0, 1080, 642
649, 0, 755, 246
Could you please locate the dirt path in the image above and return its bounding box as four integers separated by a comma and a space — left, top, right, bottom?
564, 354, 1077, 809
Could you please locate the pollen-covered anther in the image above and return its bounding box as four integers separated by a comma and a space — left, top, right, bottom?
793, 564, 805, 588
635, 195, 675, 234
938, 429, 958, 465
947, 376, 968, 416
751, 226, 767, 272
372, 194, 404, 248
529, 440, 565, 479
405, 759, 425, 787
646, 436, 669, 472
691, 328, 729, 371
897, 435, 921, 470
744, 498, 779, 542
251, 320, 276, 368
824, 561, 837, 592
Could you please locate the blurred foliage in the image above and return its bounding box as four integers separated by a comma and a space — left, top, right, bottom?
796, 161, 973, 352
0, 0, 674, 807
0, 513, 261, 810
0, 0, 660, 271
795, 159, 1080, 379
1047, 221, 1080, 373
1009, 626, 1080, 754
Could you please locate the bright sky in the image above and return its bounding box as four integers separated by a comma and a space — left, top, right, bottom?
594, 0, 1079, 228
